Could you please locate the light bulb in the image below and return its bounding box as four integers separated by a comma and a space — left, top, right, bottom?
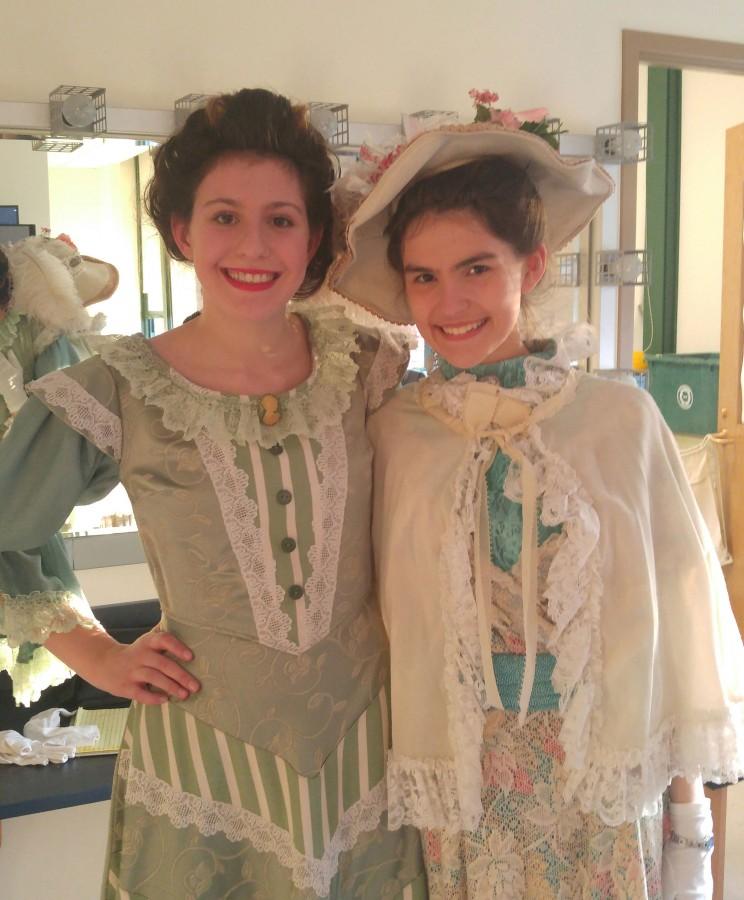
621, 129, 642, 159
61, 94, 96, 128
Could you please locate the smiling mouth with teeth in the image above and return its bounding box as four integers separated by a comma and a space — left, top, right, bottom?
223, 268, 280, 291
438, 319, 487, 337
226, 269, 278, 284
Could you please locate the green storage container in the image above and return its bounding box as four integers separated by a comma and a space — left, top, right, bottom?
646, 353, 719, 435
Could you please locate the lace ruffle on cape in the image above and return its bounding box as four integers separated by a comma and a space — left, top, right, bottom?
387, 326, 744, 830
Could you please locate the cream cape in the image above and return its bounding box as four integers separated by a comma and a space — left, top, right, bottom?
369, 341, 744, 832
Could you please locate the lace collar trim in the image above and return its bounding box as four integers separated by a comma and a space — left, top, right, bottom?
99, 305, 360, 447
438, 340, 558, 387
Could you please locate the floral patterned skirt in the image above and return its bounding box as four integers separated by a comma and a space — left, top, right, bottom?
422, 709, 663, 899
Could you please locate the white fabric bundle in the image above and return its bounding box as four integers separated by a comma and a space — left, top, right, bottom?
0, 707, 99, 765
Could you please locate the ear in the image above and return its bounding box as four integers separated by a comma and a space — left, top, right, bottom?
521, 243, 548, 294
171, 215, 193, 261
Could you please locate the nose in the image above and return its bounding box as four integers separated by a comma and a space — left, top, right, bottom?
435, 277, 469, 315
235, 220, 270, 259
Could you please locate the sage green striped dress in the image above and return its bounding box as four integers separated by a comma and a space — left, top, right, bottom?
0, 306, 427, 899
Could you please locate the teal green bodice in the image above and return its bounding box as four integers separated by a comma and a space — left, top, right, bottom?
440, 347, 561, 572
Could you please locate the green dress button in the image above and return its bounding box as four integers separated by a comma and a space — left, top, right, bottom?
281, 537, 297, 553
276, 489, 292, 505
287, 584, 304, 600
269, 444, 284, 456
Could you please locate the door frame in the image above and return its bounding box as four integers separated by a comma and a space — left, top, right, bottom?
618, 30, 744, 366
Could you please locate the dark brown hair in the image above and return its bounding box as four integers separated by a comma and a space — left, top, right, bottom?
145, 88, 336, 298
385, 156, 545, 272
0, 247, 12, 311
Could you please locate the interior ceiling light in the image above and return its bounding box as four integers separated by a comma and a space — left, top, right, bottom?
31, 137, 83, 153
308, 102, 350, 147
49, 85, 107, 137
174, 94, 213, 130
594, 122, 650, 164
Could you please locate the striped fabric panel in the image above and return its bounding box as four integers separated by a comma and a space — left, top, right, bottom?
127, 685, 389, 861
201, 432, 327, 652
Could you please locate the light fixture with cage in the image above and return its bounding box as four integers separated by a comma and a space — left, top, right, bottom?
402, 109, 459, 138
31, 137, 83, 153
174, 94, 213, 130
555, 252, 581, 287
49, 85, 107, 137
308, 102, 350, 147
595, 250, 650, 286
594, 122, 650, 164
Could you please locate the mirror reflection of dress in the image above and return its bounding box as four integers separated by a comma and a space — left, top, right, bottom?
0, 237, 118, 705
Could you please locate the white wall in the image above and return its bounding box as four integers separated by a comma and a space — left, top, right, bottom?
677, 68, 744, 353
0, 0, 742, 130
2, 802, 110, 900
0, 139, 49, 231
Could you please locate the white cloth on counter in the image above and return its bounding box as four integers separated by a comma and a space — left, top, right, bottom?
0, 707, 99, 765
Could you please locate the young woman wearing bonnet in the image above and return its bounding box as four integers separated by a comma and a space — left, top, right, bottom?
331, 113, 744, 898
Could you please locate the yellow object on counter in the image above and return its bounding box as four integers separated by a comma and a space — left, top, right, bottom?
632, 350, 648, 371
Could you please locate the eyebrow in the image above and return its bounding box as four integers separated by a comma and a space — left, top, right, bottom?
403, 252, 496, 274
201, 198, 304, 213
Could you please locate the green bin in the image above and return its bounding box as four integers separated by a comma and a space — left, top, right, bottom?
645, 353, 719, 435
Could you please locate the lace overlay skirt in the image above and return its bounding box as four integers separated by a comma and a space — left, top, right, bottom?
422, 708, 663, 900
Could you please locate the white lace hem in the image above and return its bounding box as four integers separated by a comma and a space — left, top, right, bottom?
0, 641, 76, 707
0, 588, 100, 648
387, 753, 463, 832
437, 441, 492, 831
567, 705, 744, 826
119, 750, 388, 898
0, 590, 101, 706
28, 369, 122, 459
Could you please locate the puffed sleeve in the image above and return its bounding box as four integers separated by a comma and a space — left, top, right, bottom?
355, 326, 412, 415
0, 356, 121, 705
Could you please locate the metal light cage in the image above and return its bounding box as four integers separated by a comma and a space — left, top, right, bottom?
31, 137, 83, 153
594, 122, 650, 164
402, 109, 459, 139
49, 85, 107, 137
308, 102, 350, 147
408, 109, 459, 125
555, 252, 581, 287
595, 250, 650, 286
174, 94, 213, 130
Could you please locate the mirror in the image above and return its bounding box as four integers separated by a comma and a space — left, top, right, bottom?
0, 132, 201, 541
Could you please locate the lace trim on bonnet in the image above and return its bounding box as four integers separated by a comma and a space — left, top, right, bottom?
99, 305, 361, 449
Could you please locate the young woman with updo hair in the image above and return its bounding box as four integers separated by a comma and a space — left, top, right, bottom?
0, 88, 427, 899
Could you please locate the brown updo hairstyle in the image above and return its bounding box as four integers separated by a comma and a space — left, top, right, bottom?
0, 248, 12, 312
145, 88, 336, 298
385, 156, 546, 272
